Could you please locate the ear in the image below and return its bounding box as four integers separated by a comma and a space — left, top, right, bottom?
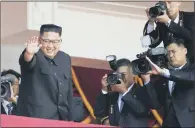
183, 48, 187, 55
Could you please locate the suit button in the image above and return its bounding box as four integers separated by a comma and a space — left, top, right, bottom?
54, 73, 57, 76
59, 94, 62, 97
59, 82, 61, 85
58, 105, 61, 109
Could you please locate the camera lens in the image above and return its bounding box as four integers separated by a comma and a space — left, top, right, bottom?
149, 7, 160, 17
107, 74, 118, 85
1, 85, 7, 96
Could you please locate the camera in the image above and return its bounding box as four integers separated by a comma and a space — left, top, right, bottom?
149, 2, 167, 18
1, 76, 15, 100
132, 47, 168, 75
106, 55, 125, 85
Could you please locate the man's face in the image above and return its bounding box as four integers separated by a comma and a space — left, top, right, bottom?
166, 43, 187, 68
39, 32, 61, 59
161, 1, 181, 18
117, 66, 134, 86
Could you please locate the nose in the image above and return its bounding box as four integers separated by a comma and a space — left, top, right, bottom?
168, 52, 173, 58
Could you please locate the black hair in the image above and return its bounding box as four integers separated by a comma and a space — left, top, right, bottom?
116, 58, 132, 68
1, 69, 21, 80
40, 24, 62, 36
167, 38, 186, 48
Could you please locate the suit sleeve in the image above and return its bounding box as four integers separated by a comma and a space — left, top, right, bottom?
67, 56, 74, 121
121, 90, 150, 116
169, 64, 195, 83
168, 14, 195, 42
19, 49, 36, 72
94, 92, 109, 118
143, 77, 166, 109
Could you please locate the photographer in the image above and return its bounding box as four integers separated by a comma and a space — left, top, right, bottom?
1, 69, 21, 115
141, 38, 194, 127
144, 1, 195, 63
94, 59, 151, 127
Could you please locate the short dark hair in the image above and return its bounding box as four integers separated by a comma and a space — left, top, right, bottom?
40, 24, 62, 36
116, 58, 132, 68
167, 38, 186, 48
1, 69, 21, 80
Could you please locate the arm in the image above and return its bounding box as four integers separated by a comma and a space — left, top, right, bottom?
142, 76, 167, 109
121, 89, 150, 116
145, 21, 163, 48
168, 14, 195, 42
19, 49, 36, 71
94, 92, 110, 118
163, 64, 194, 83
67, 57, 73, 121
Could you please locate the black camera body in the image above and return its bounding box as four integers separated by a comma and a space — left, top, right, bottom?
132, 47, 168, 75
149, 2, 167, 18
106, 55, 125, 85
1, 76, 14, 100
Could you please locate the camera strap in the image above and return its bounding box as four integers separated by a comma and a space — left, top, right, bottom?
179, 11, 183, 27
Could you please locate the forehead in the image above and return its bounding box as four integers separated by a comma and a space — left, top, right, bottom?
41, 32, 60, 39
166, 43, 181, 50
117, 66, 130, 73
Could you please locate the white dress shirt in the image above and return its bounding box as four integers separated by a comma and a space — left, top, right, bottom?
102, 83, 134, 112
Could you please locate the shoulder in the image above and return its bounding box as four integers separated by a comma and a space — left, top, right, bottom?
182, 11, 195, 19
58, 51, 71, 58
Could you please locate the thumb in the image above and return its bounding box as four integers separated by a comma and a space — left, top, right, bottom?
38, 44, 42, 49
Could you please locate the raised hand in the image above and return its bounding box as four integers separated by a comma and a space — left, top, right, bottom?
25, 36, 42, 55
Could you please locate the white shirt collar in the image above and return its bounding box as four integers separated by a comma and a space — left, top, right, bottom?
174, 62, 187, 70
174, 13, 179, 24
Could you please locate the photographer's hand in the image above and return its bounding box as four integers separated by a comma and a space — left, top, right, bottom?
101, 74, 108, 92
145, 8, 155, 23
111, 80, 127, 94
146, 56, 164, 75
155, 12, 170, 24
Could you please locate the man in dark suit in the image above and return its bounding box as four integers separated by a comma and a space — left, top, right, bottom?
16, 24, 73, 121
1, 69, 20, 115
141, 38, 194, 127
144, 1, 195, 63
94, 59, 151, 127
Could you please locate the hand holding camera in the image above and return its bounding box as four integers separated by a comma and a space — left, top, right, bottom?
101, 74, 108, 92
146, 2, 170, 24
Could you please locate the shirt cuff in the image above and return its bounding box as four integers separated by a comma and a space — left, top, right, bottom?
147, 22, 155, 34
162, 68, 170, 78
102, 90, 108, 94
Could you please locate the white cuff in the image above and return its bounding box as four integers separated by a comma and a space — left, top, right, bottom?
162, 68, 170, 78
102, 90, 108, 94
147, 22, 155, 34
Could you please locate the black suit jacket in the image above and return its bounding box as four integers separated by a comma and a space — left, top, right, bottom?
146, 11, 195, 63
94, 84, 151, 127
144, 63, 194, 127
16, 49, 73, 121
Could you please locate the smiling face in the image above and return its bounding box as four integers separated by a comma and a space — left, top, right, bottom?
39, 32, 61, 59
